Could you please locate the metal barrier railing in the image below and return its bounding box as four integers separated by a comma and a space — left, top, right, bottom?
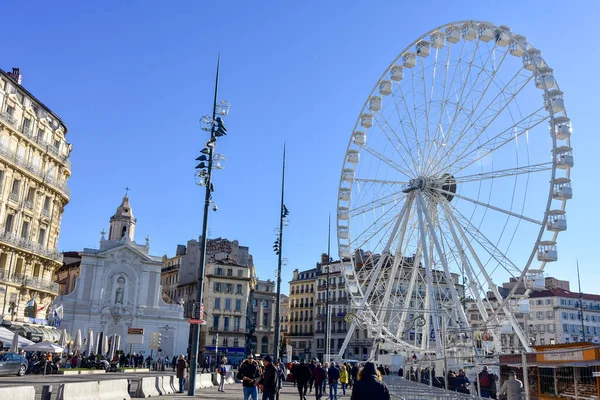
383, 376, 487, 400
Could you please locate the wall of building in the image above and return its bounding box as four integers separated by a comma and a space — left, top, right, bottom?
0, 68, 71, 324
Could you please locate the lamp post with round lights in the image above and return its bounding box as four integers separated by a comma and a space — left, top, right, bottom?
188, 55, 230, 396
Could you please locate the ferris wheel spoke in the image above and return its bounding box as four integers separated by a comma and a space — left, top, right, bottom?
347, 188, 406, 218
354, 178, 408, 185
360, 143, 415, 179
435, 187, 542, 225
435, 69, 535, 175
428, 42, 509, 175
446, 201, 523, 275
450, 107, 549, 176
452, 162, 553, 184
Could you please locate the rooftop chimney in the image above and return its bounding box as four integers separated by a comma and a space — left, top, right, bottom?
7, 68, 22, 85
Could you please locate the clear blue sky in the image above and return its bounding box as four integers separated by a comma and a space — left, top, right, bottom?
3, 0, 598, 294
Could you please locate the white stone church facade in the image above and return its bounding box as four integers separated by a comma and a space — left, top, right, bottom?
58, 195, 189, 357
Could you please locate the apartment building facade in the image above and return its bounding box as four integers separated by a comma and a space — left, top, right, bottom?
288, 267, 317, 360
0, 68, 71, 324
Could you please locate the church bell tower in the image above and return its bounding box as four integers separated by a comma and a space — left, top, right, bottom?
108, 195, 136, 242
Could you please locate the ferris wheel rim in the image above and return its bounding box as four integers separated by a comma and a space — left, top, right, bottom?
336, 20, 573, 355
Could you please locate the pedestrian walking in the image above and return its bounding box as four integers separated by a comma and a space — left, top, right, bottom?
171, 355, 177, 372
499, 371, 523, 400
350, 362, 390, 400
176, 355, 188, 393
313, 362, 326, 400
201, 356, 210, 373
327, 362, 340, 400
218, 360, 227, 392
237, 354, 261, 400
340, 363, 349, 396
259, 355, 279, 400
294, 360, 312, 400
478, 366, 492, 398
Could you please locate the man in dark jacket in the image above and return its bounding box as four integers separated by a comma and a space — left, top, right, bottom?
313, 362, 326, 400
350, 362, 390, 400
294, 360, 312, 400
327, 363, 340, 400
259, 355, 278, 400
351, 363, 359, 383
237, 354, 261, 400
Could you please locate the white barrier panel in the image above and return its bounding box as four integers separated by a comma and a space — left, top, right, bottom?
166, 376, 177, 394
98, 379, 130, 400
200, 373, 213, 388
161, 376, 174, 395
0, 386, 35, 400
58, 381, 101, 400
212, 373, 219, 386
225, 371, 235, 384
134, 377, 160, 398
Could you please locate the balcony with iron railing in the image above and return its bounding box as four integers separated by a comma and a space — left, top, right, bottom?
0, 112, 71, 170
0, 229, 63, 263
0, 144, 70, 198
0, 269, 59, 294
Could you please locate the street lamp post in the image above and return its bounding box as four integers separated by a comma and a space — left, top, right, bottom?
324, 216, 331, 363
187, 55, 229, 396
273, 146, 288, 361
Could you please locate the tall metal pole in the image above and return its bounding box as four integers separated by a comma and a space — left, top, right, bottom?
274, 145, 286, 360
188, 55, 220, 396
324, 215, 331, 362
577, 260, 585, 342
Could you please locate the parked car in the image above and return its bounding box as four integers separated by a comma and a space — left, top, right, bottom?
0, 352, 28, 376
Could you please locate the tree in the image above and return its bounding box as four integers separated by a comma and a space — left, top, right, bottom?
279, 336, 288, 359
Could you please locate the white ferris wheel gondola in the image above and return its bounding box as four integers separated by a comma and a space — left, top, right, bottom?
335, 20, 573, 360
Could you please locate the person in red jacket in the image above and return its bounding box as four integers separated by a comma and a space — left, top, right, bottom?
312, 362, 326, 400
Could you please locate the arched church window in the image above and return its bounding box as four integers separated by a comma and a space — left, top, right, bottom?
121, 226, 127, 238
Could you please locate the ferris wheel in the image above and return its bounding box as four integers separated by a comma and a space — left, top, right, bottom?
337, 21, 573, 357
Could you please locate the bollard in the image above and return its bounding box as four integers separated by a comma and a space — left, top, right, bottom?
41, 385, 53, 400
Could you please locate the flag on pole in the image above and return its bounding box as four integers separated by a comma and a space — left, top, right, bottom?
24, 299, 36, 318
53, 305, 64, 327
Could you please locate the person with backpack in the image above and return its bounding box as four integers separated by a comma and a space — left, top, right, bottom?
479, 366, 491, 398
218, 360, 227, 392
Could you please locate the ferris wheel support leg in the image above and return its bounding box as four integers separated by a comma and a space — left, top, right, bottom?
357, 195, 411, 311
442, 203, 500, 352
415, 192, 444, 358
443, 203, 532, 352
419, 195, 470, 328
377, 196, 415, 330
337, 318, 358, 361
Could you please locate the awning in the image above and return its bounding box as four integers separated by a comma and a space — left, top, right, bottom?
0, 327, 33, 347
1, 321, 70, 343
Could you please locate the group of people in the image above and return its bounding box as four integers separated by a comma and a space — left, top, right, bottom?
237, 354, 285, 400
403, 363, 523, 400
288, 359, 390, 400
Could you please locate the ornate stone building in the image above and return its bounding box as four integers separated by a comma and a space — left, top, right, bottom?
250, 279, 277, 355
58, 195, 189, 357
172, 237, 256, 365
0, 68, 71, 325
